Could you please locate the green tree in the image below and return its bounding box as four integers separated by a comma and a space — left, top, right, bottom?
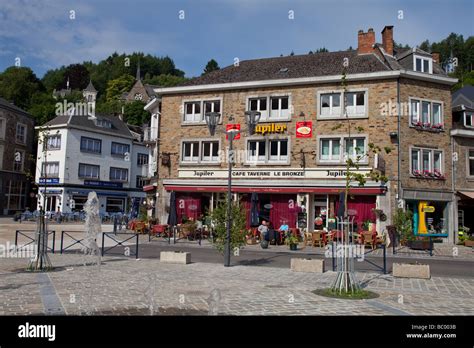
41, 66, 67, 92
123, 100, 149, 126
203, 59, 220, 75
209, 202, 247, 255
144, 74, 187, 87
105, 74, 135, 102
0, 67, 44, 109
62, 63, 90, 90
28, 92, 58, 124
314, 47, 329, 53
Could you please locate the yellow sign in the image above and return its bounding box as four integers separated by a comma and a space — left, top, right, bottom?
255, 123, 287, 135
423, 206, 435, 213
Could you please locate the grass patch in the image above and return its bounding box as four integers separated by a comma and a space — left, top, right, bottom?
312, 288, 379, 300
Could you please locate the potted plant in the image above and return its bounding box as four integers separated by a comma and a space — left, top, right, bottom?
285, 235, 299, 251
392, 208, 414, 246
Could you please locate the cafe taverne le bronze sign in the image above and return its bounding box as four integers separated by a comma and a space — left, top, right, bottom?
255, 123, 287, 135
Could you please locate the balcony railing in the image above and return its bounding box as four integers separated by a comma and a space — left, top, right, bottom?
143, 127, 158, 143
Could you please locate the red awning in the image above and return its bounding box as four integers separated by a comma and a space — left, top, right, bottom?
143, 185, 156, 192
164, 185, 385, 195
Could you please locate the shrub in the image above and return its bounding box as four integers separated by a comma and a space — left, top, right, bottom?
209, 202, 247, 254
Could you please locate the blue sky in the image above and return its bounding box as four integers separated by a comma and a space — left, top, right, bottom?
0, 0, 472, 78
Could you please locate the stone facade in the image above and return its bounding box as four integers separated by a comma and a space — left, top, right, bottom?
0, 101, 36, 215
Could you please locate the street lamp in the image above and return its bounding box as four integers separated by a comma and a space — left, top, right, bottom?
205, 111, 261, 267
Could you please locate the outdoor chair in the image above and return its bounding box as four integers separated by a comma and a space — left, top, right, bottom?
304, 231, 313, 246
311, 232, 324, 248
362, 231, 376, 250
135, 221, 146, 234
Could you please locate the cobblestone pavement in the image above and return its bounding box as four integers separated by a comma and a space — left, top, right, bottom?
0, 254, 473, 316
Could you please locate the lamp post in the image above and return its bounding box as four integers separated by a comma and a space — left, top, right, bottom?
205, 111, 261, 267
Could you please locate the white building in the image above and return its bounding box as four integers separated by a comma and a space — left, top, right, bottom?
143, 97, 160, 217
35, 82, 147, 215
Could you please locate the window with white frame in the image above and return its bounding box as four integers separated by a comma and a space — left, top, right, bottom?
469, 149, 474, 177
184, 101, 202, 123
414, 55, 432, 74
464, 112, 474, 128
80, 137, 101, 153
345, 92, 366, 116
182, 141, 199, 162
110, 167, 128, 181
201, 141, 219, 162
181, 140, 219, 163
247, 138, 288, 164
0, 117, 6, 140
78, 163, 100, 179
320, 138, 341, 162
16, 123, 26, 144
41, 162, 59, 177
269, 96, 290, 119
344, 138, 366, 160
320, 93, 341, 117
44, 134, 61, 150
13, 149, 24, 172
111, 142, 130, 157
410, 99, 443, 128
249, 97, 268, 118
96, 119, 112, 128
137, 153, 148, 166
319, 136, 367, 163
204, 100, 221, 114
411, 148, 443, 176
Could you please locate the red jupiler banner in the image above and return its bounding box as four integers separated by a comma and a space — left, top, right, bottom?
226, 124, 241, 139
296, 121, 313, 138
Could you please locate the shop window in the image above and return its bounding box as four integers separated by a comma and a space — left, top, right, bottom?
71, 196, 87, 211
5, 180, 25, 211
106, 198, 124, 213
109, 167, 128, 181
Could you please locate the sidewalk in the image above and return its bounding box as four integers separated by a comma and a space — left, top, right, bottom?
0, 254, 472, 316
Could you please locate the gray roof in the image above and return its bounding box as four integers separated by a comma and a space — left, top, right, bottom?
43, 113, 133, 138
453, 86, 474, 102
84, 80, 97, 93
0, 97, 33, 117
178, 48, 447, 87
144, 84, 159, 97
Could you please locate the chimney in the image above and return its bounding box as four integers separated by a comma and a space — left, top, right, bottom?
432, 52, 440, 64
381, 25, 394, 56
358, 28, 375, 54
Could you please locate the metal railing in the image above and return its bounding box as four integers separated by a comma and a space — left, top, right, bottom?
15, 230, 56, 254
60, 231, 87, 254
101, 232, 139, 259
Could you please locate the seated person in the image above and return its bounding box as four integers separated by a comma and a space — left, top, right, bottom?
257, 220, 269, 241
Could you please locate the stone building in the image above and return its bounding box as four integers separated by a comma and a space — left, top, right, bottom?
451, 86, 474, 237
151, 26, 458, 241
0, 98, 36, 215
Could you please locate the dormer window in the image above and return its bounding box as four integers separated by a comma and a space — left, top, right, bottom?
465, 112, 474, 128
96, 119, 112, 128
413, 55, 432, 74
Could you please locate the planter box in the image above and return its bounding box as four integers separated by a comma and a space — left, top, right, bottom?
290, 258, 324, 273
408, 240, 431, 250
464, 240, 474, 247
393, 263, 430, 279
160, 251, 191, 264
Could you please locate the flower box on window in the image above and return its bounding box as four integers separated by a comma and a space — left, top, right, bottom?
413, 170, 422, 177
433, 169, 445, 180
